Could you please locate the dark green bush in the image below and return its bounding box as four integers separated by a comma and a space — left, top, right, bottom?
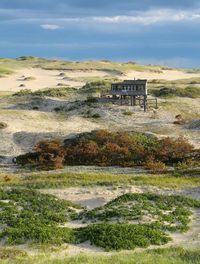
0, 188, 81, 245
79, 193, 200, 232
75, 223, 171, 250
91, 113, 101, 119
85, 96, 98, 103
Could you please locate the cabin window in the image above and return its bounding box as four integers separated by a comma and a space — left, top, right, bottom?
138, 85, 144, 91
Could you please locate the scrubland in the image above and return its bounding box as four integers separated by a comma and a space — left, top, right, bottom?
0, 57, 200, 263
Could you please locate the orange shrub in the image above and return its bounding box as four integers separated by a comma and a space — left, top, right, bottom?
157, 137, 194, 164
144, 158, 167, 174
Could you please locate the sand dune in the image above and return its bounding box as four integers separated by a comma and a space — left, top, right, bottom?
124, 69, 200, 81
1, 67, 200, 93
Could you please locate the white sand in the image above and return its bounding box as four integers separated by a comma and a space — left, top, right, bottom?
124, 69, 200, 81
0, 68, 85, 92
1, 67, 200, 93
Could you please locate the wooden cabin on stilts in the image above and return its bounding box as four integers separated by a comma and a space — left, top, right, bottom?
111, 79, 148, 112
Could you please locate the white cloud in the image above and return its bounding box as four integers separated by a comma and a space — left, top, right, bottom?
2, 7, 200, 27
40, 24, 63, 30
91, 9, 200, 25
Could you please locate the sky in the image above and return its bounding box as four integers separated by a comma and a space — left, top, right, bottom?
1, 0, 200, 67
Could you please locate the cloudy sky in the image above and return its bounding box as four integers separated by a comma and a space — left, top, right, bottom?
1, 0, 200, 67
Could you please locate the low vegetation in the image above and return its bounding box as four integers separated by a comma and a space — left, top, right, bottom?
1, 189, 199, 251
123, 111, 134, 116
0, 248, 27, 259
0, 247, 200, 264
76, 223, 171, 250
80, 80, 112, 95
13, 87, 78, 98
23, 76, 36, 81
0, 67, 13, 77
151, 86, 200, 98
1, 170, 200, 189
0, 188, 81, 245
0, 122, 8, 129
12, 80, 113, 99
16, 130, 199, 170
79, 193, 200, 232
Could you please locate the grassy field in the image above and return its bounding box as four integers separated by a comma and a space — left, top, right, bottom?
0, 247, 200, 264
0, 57, 168, 74
0, 171, 200, 189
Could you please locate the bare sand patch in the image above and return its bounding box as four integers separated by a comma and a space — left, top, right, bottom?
124, 69, 200, 81
1, 67, 200, 93
0, 68, 85, 92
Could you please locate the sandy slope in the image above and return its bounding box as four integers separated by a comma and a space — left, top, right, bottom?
0, 68, 85, 92
0, 108, 101, 161
124, 69, 200, 80
0, 66, 199, 161
0, 95, 199, 162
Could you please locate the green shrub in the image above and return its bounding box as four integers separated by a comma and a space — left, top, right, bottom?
123, 111, 133, 116
79, 193, 200, 232
92, 113, 101, 119
0, 188, 81, 245
75, 223, 171, 250
151, 87, 200, 98
85, 97, 98, 103
0, 189, 199, 250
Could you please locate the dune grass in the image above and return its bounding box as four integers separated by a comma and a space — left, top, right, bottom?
0, 67, 14, 77
0, 247, 200, 264
150, 86, 200, 98
0, 171, 200, 189
0, 57, 167, 75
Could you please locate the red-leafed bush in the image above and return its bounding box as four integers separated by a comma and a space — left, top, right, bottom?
65, 140, 99, 165
16, 130, 197, 170
156, 137, 194, 164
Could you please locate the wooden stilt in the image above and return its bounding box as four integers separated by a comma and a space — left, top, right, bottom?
133, 96, 136, 106
144, 95, 147, 112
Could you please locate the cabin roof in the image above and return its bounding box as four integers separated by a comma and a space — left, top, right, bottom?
112, 79, 147, 85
